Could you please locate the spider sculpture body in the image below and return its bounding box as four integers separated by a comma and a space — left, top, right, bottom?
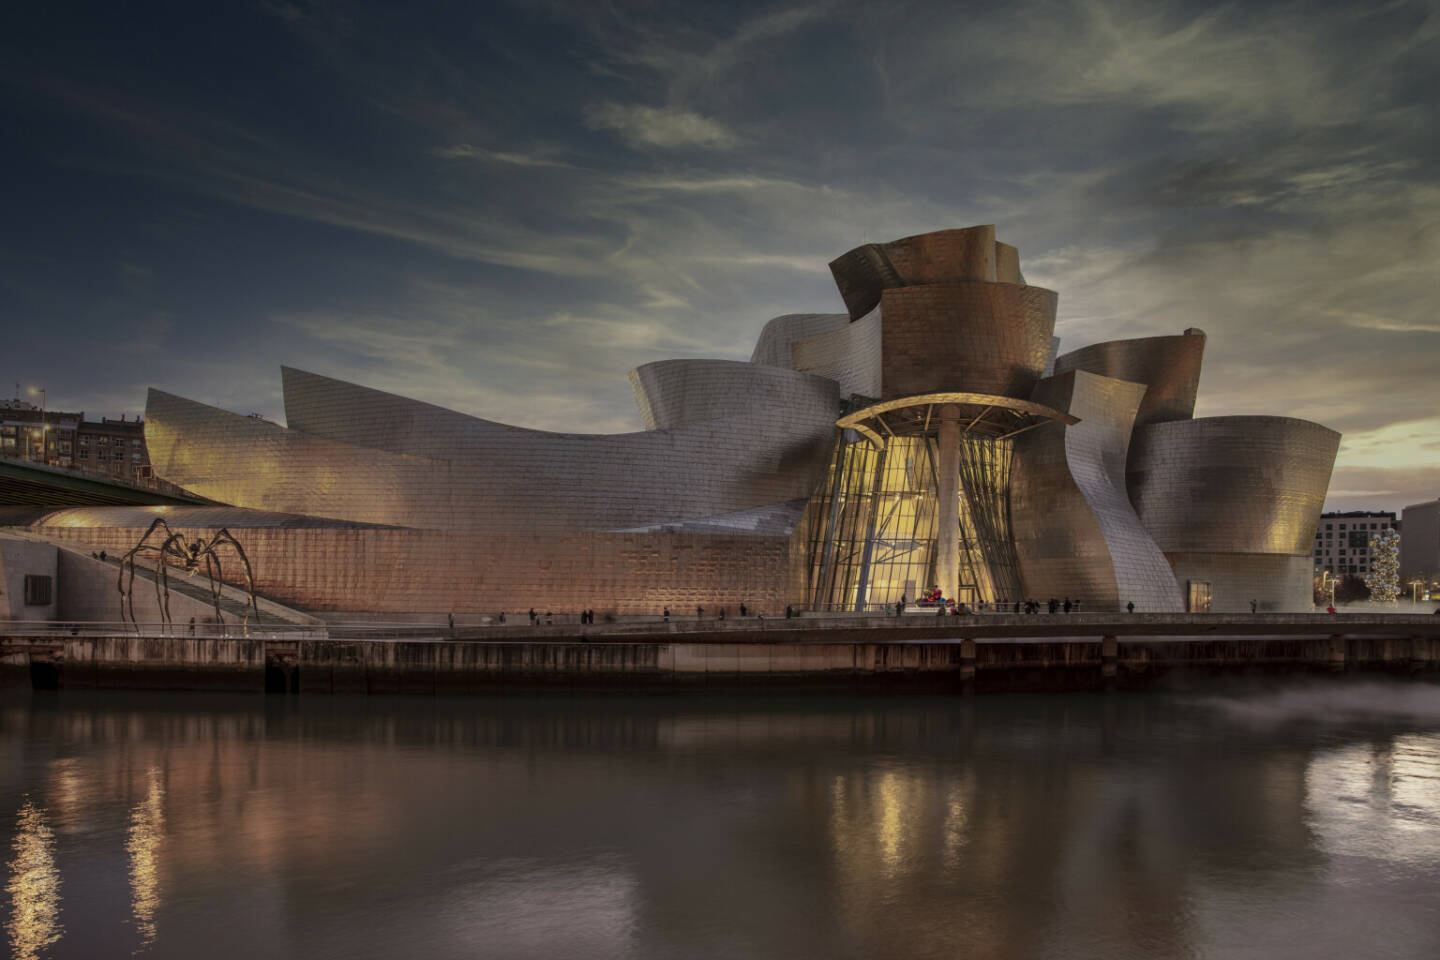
116, 517, 261, 631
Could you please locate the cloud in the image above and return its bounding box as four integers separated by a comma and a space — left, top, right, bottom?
431, 144, 573, 168
585, 103, 737, 150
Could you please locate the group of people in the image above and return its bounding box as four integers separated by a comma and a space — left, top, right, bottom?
904, 593, 1080, 615
661, 603, 758, 622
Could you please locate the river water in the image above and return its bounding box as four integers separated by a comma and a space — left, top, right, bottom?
3, 681, 1439, 960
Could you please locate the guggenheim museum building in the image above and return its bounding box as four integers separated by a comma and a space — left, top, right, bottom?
28, 226, 1340, 615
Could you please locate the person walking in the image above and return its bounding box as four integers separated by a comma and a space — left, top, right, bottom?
1250, 598, 1258, 614
1063, 597, 1072, 614
529, 608, 536, 625
740, 602, 748, 617
785, 605, 794, 619
696, 604, 704, 619
1126, 601, 1135, 613
663, 606, 670, 622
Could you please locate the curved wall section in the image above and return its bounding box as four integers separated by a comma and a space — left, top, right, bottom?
152, 371, 839, 536
1054, 331, 1205, 428
880, 282, 1056, 400
1165, 553, 1315, 613
1011, 371, 1183, 611
1127, 416, 1340, 555
828, 226, 999, 320
749, 313, 850, 368
789, 306, 883, 398
628, 360, 840, 431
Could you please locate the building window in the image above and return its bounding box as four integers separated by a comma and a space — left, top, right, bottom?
24, 575, 52, 606
1326, 523, 1333, 530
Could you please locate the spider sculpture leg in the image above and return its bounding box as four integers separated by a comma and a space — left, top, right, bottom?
204, 552, 225, 625
118, 517, 182, 631
211, 529, 261, 627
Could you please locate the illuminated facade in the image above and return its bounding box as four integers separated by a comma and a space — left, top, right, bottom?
14, 226, 1340, 614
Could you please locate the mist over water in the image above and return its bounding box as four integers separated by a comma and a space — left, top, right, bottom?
3, 682, 1439, 960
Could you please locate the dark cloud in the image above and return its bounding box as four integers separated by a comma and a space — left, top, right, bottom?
0, 0, 1435, 509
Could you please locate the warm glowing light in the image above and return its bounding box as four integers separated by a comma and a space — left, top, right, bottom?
127, 769, 166, 949
5, 801, 63, 960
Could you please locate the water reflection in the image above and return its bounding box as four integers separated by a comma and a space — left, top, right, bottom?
127, 767, 165, 951
6, 800, 62, 960
1, 684, 1438, 959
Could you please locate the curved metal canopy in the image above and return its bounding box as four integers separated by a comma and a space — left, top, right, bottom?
835, 391, 1078, 449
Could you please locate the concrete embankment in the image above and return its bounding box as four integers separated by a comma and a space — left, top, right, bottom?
4, 616, 1440, 694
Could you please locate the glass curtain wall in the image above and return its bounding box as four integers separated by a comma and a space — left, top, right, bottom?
805, 431, 1023, 611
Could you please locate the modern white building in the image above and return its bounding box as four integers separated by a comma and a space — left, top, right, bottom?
1312, 511, 1396, 577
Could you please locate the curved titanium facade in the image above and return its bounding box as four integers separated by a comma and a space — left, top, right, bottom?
880, 282, 1056, 400
1054, 331, 1206, 428
628, 360, 839, 431
1012, 371, 1184, 612
829, 225, 1000, 319
789, 306, 883, 398
750, 313, 850, 368
20, 224, 1339, 616
150, 366, 839, 535
1126, 416, 1339, 613
1127, 416, 1340, 556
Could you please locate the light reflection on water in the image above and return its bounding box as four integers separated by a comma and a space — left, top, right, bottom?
5, 800, 62, 960
1, 681, 1439, 959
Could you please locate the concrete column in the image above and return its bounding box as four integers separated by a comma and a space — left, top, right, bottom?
935, 405, 962, 602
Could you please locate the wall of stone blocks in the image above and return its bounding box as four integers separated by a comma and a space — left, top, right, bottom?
33, 520, 796, 616
1165, 552, 1315, 613
1127, 416, 1340, 555
56, 548, 224, 624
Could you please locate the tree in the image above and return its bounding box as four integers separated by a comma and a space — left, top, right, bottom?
1365, 529, 1400, 602
1334, 574, 1370, 604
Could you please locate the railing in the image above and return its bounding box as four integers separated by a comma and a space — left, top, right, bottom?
0, 620, 323, 640
810, 601, 1086, 614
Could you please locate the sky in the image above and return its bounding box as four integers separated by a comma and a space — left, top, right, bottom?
1, 0, 1436, 511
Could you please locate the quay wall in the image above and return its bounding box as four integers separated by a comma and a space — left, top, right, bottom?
5, 625, 1440, 694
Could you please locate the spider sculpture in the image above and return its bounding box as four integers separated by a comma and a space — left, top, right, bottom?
116, 517, 261, 632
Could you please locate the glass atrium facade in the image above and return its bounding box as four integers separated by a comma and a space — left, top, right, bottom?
804, 429, 1023, 611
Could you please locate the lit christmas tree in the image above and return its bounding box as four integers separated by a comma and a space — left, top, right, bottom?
1366, 529, 1400, 602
